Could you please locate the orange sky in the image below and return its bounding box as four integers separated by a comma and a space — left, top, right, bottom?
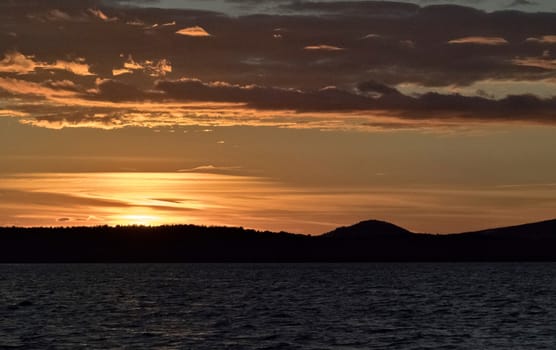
2, 172, 556, 234
1, 0, 556, 233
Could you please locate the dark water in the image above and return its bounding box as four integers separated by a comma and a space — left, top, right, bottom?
1, 264, 555, 349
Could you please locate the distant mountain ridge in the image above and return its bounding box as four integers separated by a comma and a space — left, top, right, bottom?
1, 218, 556, 262
322, 218, 556, 238
459, 218, 556, 239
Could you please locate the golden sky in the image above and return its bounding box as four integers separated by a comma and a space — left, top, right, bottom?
1, 0, 556, 233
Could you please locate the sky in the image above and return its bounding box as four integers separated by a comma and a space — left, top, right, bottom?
1, 0, 556, 234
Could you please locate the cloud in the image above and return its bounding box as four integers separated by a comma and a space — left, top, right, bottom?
87, 8, 117, 22
508, 0, 537, 7
448, 36, 508, 45
397, 78, 556, 100
358, 80, 402, 96
0, 51, 93, 76
0, 77, 79, 99
0, 109, 29, 117
43, 9, 75, 21
95, 79, 147, 101
361, 34, 382, 40
156, 78, 374, 111
3, 1, 556, 130
42, 79, 81, 91
175, 26, 211, 37
51, 59, 94, 76
28, 9, 86, 23
3, 1, 556, 90
154, 77, 556, 123
0, 52, 38, 74
113, 55, 172, 77
4, 71, 556, 131
526, 35, 556, 44
177, 165, 242, 174
304, 45, 344, 51
27, 6, 119, 23
123, 56, 144, 70
126, 19, 145, 26
280, 1, 420, 18
513, 57, 556, 70
112, 68, 133, 76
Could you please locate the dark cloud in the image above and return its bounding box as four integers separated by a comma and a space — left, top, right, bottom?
154, 77, 556, 122
398, 92, 556, 121
2, 0, 556, 128
508, 0, 537, 7
31, 111, 127, 128
103, 0, 160, 4
5, 73, 556, 128
96, 79, 147, 101
42, 79, 82, 91
156, 78, 373, 111
2, 0, 555, 89
357, 80, 402, 96
0, 0, 101, 8
419, 0, 482, 3
280, 1, 421, 18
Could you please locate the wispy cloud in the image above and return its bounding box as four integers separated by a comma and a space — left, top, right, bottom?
2, 172, 556, 234
525, 35, 556, 44
112, 55, 172, 77
513, 57, 556, 70
28, 7, 118, 23
304, 45, 344, 51
177, 165, 242, 174
0, 52, 37, 74
0, 109, 29, 117
175, 26, 211, 37
448, 36, 508, 45
87, 8, 117, 22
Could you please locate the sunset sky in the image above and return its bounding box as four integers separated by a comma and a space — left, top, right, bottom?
1, 0, 556, 234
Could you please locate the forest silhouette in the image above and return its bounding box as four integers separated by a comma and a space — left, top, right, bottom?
1, 219, 556, 262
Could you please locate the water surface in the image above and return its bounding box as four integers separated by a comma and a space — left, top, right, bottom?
1, 263, 555, 349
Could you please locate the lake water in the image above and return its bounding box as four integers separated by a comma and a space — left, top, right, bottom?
1, 263, 555, 349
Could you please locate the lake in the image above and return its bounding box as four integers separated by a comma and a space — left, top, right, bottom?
1, 263, 555, 349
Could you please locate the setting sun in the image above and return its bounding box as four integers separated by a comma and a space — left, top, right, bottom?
114, 214, 161, 226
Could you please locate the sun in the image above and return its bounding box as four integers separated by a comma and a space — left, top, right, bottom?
116, 214, 160, 226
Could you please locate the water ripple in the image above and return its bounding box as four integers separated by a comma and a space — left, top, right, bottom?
0, 263, 555, 349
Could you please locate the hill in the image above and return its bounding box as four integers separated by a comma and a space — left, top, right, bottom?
0, 219, 555, 262
323, 220, 413, 239
460, 218, 556, 239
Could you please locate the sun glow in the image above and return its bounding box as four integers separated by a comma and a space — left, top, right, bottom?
114, 214, 161, 226
2, 172, 556, 234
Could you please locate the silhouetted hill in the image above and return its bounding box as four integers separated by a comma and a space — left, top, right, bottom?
323, 220, 413, 239
460, 219, 556, 239
1, 218, 556, 262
